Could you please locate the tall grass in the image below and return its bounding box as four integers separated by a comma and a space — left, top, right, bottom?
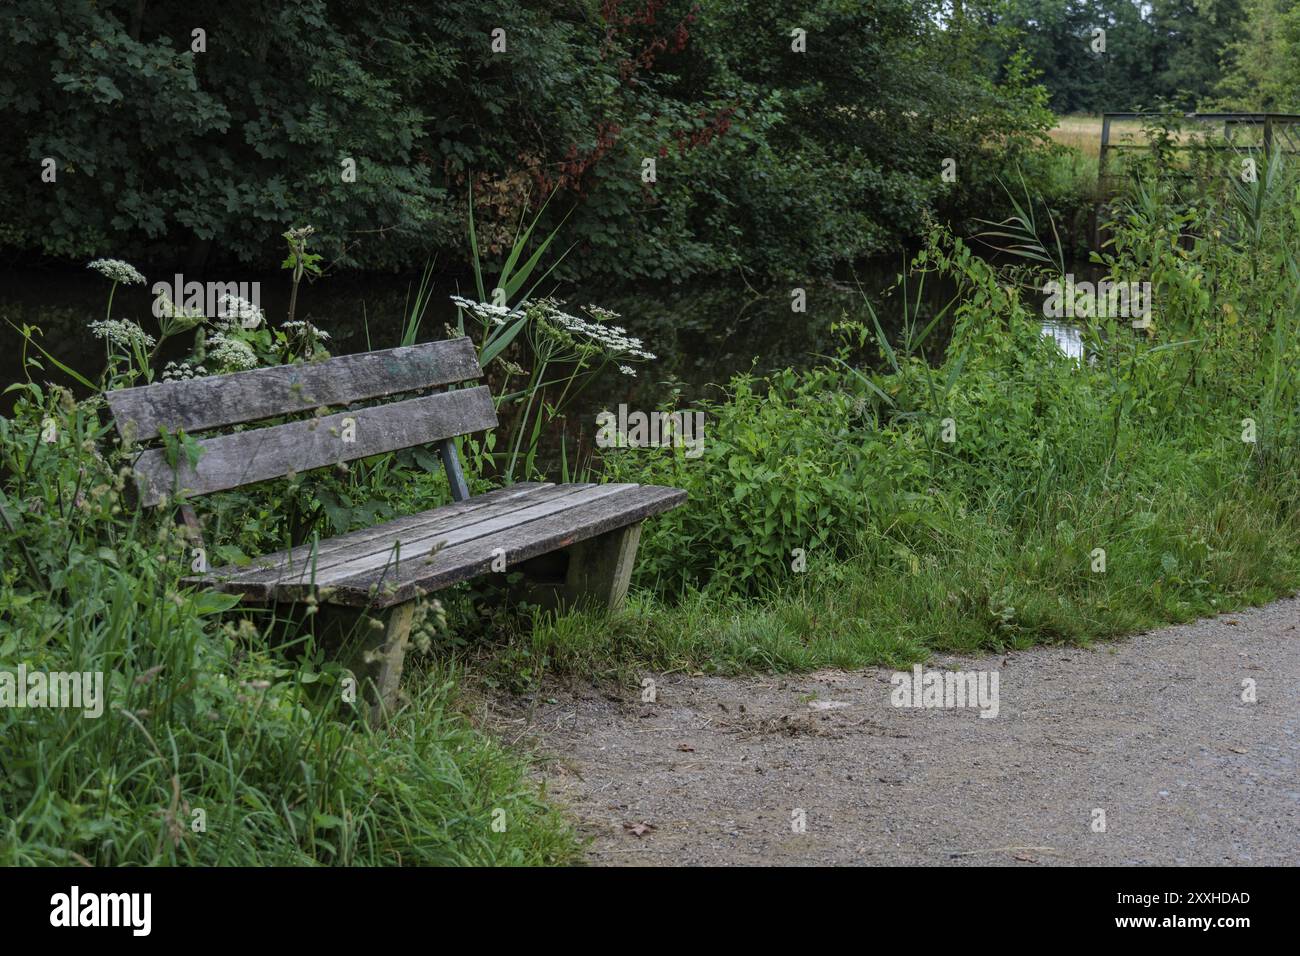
0, 362, 577, 867
545, 152, 1300, 678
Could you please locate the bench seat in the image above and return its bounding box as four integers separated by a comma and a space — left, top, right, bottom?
187, 481, 685, 608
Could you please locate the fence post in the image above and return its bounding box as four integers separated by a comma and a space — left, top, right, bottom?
1098, 114, 1112, 190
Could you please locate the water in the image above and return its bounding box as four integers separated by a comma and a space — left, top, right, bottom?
0, 263, 1080, 427
0, 263, 954, 409
1039, 319, 1085, 359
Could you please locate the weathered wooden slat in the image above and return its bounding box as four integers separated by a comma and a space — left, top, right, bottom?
106, 338, 483, 442
132, 385, 497, 506
338, 484, 685, 607
213, 484, 618, 597
206, 483, 577, 586
197, 484, 685, 607
200, 482, 556, 584
271, 483, 616, 587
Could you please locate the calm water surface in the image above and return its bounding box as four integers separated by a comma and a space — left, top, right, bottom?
0, 263, 1081, 432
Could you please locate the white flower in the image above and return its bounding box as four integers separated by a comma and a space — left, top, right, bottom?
216, 294, 264, 329
618, 364, 636, 377
282, 320, 331, 341
87, 259, 146, 285
162, 360, 209, 382
452, 294, 656, 363
89, 319, 155, 350
206, 333, 259, 371
539, 299, 656, 359
450, 295, 513, 326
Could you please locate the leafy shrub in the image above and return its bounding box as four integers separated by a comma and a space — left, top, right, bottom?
1, 0, 1067, 279
606, 160, 1300, 608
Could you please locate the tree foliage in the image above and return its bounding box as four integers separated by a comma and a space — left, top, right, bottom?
991, 0, 1248, 114
0, 0, 1056, 278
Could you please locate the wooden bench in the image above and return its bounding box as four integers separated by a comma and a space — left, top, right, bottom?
105, 337, 685, 722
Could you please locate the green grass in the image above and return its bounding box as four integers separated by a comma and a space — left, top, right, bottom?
0, 393, 581, 866
490, 473, 1300, 684
8, 144, 1300, 867
502, 159, 1300, 687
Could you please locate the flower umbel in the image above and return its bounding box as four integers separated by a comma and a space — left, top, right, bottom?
162, 361, 210, 382
89, 319, 156, 350
450, 296, 656, 360
282, 320, 331, 342
450, 295, 512, 326
216, 294, 265, 330
206, 333, 259, 372
87, 259, 146, 286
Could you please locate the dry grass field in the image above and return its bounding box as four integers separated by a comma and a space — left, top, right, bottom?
1048, 115, 1103, 157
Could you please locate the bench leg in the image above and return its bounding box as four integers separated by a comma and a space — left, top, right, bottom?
312, 602, 413, 727
361, 602, 414, 727
561, 521, 643, 612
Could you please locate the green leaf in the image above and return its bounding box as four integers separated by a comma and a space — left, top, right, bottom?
191, 591, 243, 615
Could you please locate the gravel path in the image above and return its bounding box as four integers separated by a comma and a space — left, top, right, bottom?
488, 597, 1300, 865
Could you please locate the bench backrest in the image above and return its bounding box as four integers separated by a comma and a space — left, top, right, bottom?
105, 337, 496, 507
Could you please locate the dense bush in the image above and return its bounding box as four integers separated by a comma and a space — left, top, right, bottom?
604, 158, 1300, 611
1, 0, 1058, 280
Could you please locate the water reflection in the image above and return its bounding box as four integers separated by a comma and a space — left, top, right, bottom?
1039, 319, 1085, 359
0, 266, 952, 413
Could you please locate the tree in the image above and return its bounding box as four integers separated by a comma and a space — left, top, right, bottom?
1215, 0, 1300, 111
0, 0, 1064, 279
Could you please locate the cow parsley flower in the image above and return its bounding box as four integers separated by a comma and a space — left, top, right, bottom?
282, 320, 331, 342
618, 364, 636, 376
206, 333, 259, 371
450, 295, 513, 326
89, 319, 156, 350
162, 361, 210, 382
87, 259, 146, 285
539, 300, 657, 359
216, 294, 264, 329
449, 294, 656, 364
